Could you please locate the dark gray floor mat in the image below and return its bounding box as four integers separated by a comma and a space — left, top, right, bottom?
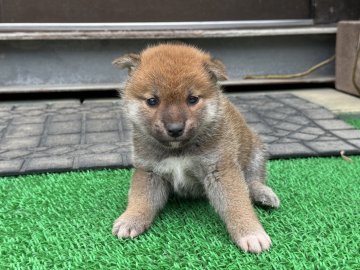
0, 93, 359, 176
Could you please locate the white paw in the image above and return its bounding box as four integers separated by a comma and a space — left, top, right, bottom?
112, 213, 150, 239
235, 231, 272, 254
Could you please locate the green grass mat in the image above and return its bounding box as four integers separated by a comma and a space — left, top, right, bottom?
343, 114, 360, 129
1, 157, 359, 269
1, 118, 359, 269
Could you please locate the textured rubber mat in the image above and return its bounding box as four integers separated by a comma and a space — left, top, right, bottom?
0, 93, 359, 175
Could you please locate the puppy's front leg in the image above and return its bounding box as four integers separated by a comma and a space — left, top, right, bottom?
204, 163, 271, 254
112, 168, 169, 238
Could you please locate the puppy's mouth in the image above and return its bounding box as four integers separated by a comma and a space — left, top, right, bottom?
155, 135, 192, 149
167, 141, 182, 149
159, 137, 188, 149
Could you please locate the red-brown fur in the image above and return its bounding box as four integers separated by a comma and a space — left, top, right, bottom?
112, 43, 280, 254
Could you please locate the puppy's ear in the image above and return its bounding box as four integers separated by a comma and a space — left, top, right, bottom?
204, 58, 228, 82
112, 53, 140, 75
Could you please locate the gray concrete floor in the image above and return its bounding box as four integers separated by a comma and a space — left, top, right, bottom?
229, 88, 360, 114
255, 88, 360, 114
292, 89, 360, 114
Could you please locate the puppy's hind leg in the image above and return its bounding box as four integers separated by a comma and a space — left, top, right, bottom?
248, 181, 280, 209
245, 147, 280, 209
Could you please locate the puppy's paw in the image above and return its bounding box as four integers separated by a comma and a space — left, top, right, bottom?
251, 184, 280, 208
235, 230, 272, 254
112, 212, 151, 239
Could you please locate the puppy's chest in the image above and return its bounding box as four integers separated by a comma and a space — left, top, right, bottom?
153, 156, 205, 197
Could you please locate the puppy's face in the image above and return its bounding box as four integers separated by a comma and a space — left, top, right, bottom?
114, 44, 228, 148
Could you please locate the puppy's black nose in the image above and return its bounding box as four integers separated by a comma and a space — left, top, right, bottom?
166, 122, 184, 138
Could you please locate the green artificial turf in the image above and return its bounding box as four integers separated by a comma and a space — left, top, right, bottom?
1, 158, 360, 269
1, 118, 359, 269
343, 114, 360, 129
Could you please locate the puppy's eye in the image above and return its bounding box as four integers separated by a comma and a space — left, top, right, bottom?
187, 95, 199, 105
146, 97, 159, 107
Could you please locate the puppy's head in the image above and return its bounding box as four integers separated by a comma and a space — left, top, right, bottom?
113, 44, 228, 148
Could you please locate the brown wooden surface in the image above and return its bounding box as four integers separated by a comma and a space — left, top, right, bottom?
335, 21, 360, 97
313, 0, 360, 23
0, 0, 310, 23
1, 1, 359, 25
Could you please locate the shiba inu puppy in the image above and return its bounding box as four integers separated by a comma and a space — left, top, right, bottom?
112, 44, 280, 254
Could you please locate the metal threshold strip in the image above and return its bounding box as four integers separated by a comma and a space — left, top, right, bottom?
0, 22, 337, 40
0, 20, 314, 31
0, 77, 335, 94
